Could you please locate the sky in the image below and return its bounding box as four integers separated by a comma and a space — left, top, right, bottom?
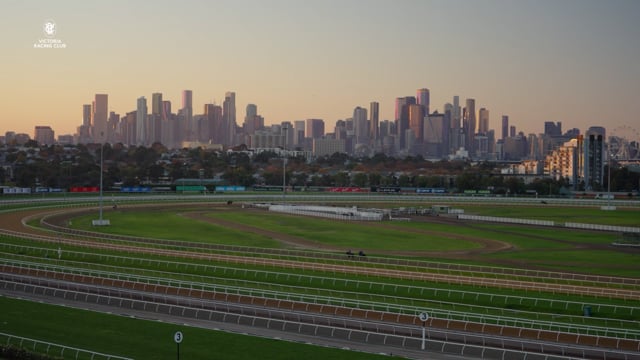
1, 0, 639, 139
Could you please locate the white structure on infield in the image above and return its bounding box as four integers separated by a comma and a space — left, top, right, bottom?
269, 204, 383, 221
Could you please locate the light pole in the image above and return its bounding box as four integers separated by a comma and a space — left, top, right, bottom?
93, 133, 110, 226
282, 125, 288, 202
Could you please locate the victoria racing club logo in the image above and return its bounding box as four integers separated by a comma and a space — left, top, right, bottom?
43, 19, 56, 38
34, 18, 66, 49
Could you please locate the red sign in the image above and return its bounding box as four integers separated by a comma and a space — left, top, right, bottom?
70, 186, 99, 193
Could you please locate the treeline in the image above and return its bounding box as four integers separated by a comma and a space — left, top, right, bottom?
1, 143, 637, 195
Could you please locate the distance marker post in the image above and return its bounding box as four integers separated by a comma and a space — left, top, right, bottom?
174, 331, 183, 360
418, 312, 429, 350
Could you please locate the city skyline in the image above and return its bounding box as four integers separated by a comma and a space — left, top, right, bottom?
2, 0, 639, 137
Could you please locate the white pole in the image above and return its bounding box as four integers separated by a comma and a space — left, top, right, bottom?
421, 321, 426, 350
99, 137, 104, 221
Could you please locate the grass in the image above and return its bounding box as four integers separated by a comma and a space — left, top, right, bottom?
60, 207, 639, 276
0, 296, 391, 360
4, 200, 640, 352
69, 210, 284, 248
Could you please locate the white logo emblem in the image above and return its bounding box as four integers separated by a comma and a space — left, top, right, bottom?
43, 19, 56, 37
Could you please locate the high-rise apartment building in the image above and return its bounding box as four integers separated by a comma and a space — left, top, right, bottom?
583, 126, 606, 190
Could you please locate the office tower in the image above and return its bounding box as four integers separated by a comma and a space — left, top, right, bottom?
417, 88, 430, 115
544, 121, 562, 137
478, 108, 489, 134
425, 112, 449, 158
281, 121, 293, 150
510, 125, 516, 138
353, 106, 368, 144
162, 101, 172, 121
108, 112, 120, 143
34, 126, 54, 146
91, 94, 108, 143
463, 98, 476, 154
161, 100, 174, 147
223, 92, 236, 145
306, 119, 325, 139
151, 93, 163, 116
293, 120, 305, 147
182, 90, 193, 141
583, 126, 606, 190
452, 96, 461, 128
501, 115, 509, 140
243, 104, 258, 136
395, 96, 416, 150
136, 96, 147, 145
204, 104, 223, 144
369, 101, 379, 144
122, 111, 136, 146
408, 104, 424, 142
82, 104, 92, 127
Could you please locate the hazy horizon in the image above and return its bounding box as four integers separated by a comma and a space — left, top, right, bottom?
2, 0, 639, 139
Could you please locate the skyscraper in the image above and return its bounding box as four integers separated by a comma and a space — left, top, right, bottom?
369, 101, 379, 144
182, 90, 193, 141
293, 120, 305, 147
544, 121, 562, 137
408, 103, 424, 143
501, 115, 509, 140
92, 94, 108, 143
417, 88, 430, 115
395, 96, 416, 150
136, 96, 147, 146
583, 126, 606, 190
151, 93, 163, 117
82, 104, 92, 127
306, 119, 325, 139
244, 104, 258, 136
478, 108, 489, 134
463, 98, 476, 154
353, 106, 368, 144
223, 92, 236, 146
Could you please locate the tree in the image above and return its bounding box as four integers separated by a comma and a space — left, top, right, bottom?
352, 173, 368, 187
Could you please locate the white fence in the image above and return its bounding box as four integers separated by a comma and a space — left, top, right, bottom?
457, 214, 555, 227
565, 222, 640, 234
0, 331, 133, 360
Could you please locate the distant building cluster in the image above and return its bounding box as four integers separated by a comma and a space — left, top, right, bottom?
2, 88, 637, 191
